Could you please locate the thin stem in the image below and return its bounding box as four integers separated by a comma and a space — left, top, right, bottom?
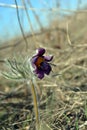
22, 0, 38, 46
14, 0, 28, 51
30, 80, 40, 129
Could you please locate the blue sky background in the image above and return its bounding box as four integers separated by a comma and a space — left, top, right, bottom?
0, 0, 87, 44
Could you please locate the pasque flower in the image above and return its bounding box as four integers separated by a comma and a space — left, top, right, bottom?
31, 48, 53, 79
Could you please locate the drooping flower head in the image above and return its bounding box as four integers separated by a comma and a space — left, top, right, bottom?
30, 48, 53, 79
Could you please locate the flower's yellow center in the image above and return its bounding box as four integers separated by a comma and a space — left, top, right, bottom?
35, 57, 44, 67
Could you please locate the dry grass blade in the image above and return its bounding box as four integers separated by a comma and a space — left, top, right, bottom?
14, 0, 28, 51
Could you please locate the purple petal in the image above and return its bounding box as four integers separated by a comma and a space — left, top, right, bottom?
37, 72, 44, 79
44, 55, 53, 62
30, 56, 38, 68
41, 62, 52, 75
36, 48, 45, 56
34, 68, 44, 79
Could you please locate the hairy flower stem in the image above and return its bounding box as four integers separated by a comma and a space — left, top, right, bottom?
30, 80, 40, 129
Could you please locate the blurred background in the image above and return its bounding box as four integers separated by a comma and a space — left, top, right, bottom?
0, 0, 87, 43
0, 0, 87, 63
1, 1, 87, 130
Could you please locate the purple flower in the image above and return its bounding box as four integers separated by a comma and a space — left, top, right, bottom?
31, 48, 53, 79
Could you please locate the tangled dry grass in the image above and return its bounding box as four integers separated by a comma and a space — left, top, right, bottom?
0, 9, 87, 130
